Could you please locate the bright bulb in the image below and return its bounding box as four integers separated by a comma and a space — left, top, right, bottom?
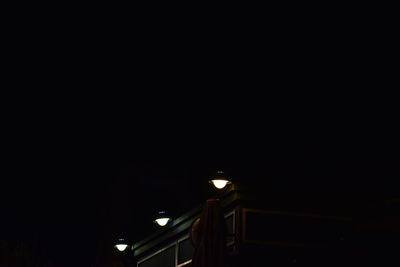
115, 244, 128, 251
155, 218, 170, 226
211, 179, 229, 189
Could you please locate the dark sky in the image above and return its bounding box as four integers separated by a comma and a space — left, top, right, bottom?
2, 41, 398, 264
1, 9, 398, 266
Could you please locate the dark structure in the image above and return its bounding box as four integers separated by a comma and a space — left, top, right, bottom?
131, 185, 399, 266
191, 198, 228, 267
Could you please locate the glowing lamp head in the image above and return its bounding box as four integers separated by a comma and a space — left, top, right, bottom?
154, 211, 171, 226
211, 179, 229, 189
209, 171, 231, 189
115, 244, 128, 251
114, 238, 128, 252
155, 218, 171, 226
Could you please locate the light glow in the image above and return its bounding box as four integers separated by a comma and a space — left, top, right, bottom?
155, 218, 170, 226
211, 179, 229, 189
115, 244, 128, 251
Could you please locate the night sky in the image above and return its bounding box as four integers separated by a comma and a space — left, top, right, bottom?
1, 7, 398, 266
1, 38, 398, 264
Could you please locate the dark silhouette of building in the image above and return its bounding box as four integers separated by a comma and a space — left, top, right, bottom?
132, 184, 400, 266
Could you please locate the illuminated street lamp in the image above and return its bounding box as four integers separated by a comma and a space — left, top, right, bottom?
209, 171, 232, 189
154, 211, 171, 227
114, 238, 129, 252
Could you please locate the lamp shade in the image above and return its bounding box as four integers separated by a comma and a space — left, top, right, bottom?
209, 171, 232, 189
114, 238, 129, 252
154, 211, 171, 226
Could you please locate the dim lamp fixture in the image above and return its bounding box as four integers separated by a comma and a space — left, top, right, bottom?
154, 211, 171, 226
114, 238, 128, 252
209, 171, 232, 189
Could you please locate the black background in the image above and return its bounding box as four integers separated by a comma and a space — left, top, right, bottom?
1, 8, 398, 265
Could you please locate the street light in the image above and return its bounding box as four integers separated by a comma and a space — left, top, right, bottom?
114, 238, 129, 252
154, 211, 171, 226
209, 171, 232, 189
